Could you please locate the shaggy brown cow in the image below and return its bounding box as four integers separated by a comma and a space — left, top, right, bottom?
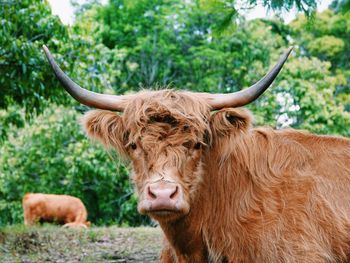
43, 45, 350, 262
23, 193, 90, 228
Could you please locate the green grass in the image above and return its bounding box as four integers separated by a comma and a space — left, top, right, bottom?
0, 225, 163, 262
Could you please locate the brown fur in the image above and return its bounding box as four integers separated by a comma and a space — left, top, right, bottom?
82, 89, 350, 262
23, 193, 90, 228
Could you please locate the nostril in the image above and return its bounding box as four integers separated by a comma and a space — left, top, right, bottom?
148, 186, 157, 199
170, 186, 179, 199
147, 184, 180, 200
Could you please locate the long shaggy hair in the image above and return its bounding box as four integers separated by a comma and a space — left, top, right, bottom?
82, 90, 210, 156
81, 89, 350, 263
202, 109, 350, 262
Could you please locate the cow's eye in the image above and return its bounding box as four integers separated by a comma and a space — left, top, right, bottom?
130, 143, 137, 150
194, 142, 201, 150
182, 141, 192, 149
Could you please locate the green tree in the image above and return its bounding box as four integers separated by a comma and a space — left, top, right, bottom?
0, 107, 149, 226
274, 55, 350, 135
0, 0, 67, 114
199, 0, 319, 34
0, 0, 114, 117
78, 0, 288, 94
77, 0, 349, 136
331, 0, 350, 12
290, 9, 350, 112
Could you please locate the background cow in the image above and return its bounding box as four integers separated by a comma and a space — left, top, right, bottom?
23, 193, 90, 228
43, 46, 350, 262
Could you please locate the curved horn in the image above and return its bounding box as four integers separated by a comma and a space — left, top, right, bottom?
204, 47, 293, 110
43, 45, 131, 111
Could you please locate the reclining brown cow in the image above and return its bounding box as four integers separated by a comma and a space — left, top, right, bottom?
43, 45, 350, 262
23, 193, 90, 228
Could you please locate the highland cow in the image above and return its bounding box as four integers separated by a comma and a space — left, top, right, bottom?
23, 193, 90, 228
43, 45, 350, 262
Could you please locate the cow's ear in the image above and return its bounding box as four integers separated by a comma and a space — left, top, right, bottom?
223, 108, 253, 131
210, 108, 253, 137
81, 110, 127, 155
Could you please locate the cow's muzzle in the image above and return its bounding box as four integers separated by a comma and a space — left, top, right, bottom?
138, 181, 189, 218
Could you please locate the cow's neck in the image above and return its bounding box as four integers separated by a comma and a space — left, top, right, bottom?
200, 142, 257, 261
158, 193, 208, 262
157, 146, 255, 262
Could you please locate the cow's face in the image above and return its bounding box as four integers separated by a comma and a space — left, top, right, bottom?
83, 90, 211, 222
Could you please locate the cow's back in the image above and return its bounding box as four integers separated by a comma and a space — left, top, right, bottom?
23, 193, 88, 224
201, 127, 350, 262
270, 130, 350, 261
274, 130, 350, 210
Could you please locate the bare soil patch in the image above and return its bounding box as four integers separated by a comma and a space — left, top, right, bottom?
0, 225, 163, 262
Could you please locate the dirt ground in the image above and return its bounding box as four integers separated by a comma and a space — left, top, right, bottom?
0, 225, 163, 263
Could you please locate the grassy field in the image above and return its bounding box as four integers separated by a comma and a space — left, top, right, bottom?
0, 225, 163, 263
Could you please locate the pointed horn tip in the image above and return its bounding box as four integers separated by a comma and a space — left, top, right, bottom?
286, 46, 294, 55
42, 45, 48, 52
42, 45, 51, 59
279, 46, 293, 62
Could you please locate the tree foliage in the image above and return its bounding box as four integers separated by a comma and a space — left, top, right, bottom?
290, 9, 350, 112
0, 0, 113, 117
331, 0, 350, 13
81, 0, 287, 94
199, 0, 318, 34
77, 0, 349, 134
0, 107, 149, 226
0, 0, 67, 114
